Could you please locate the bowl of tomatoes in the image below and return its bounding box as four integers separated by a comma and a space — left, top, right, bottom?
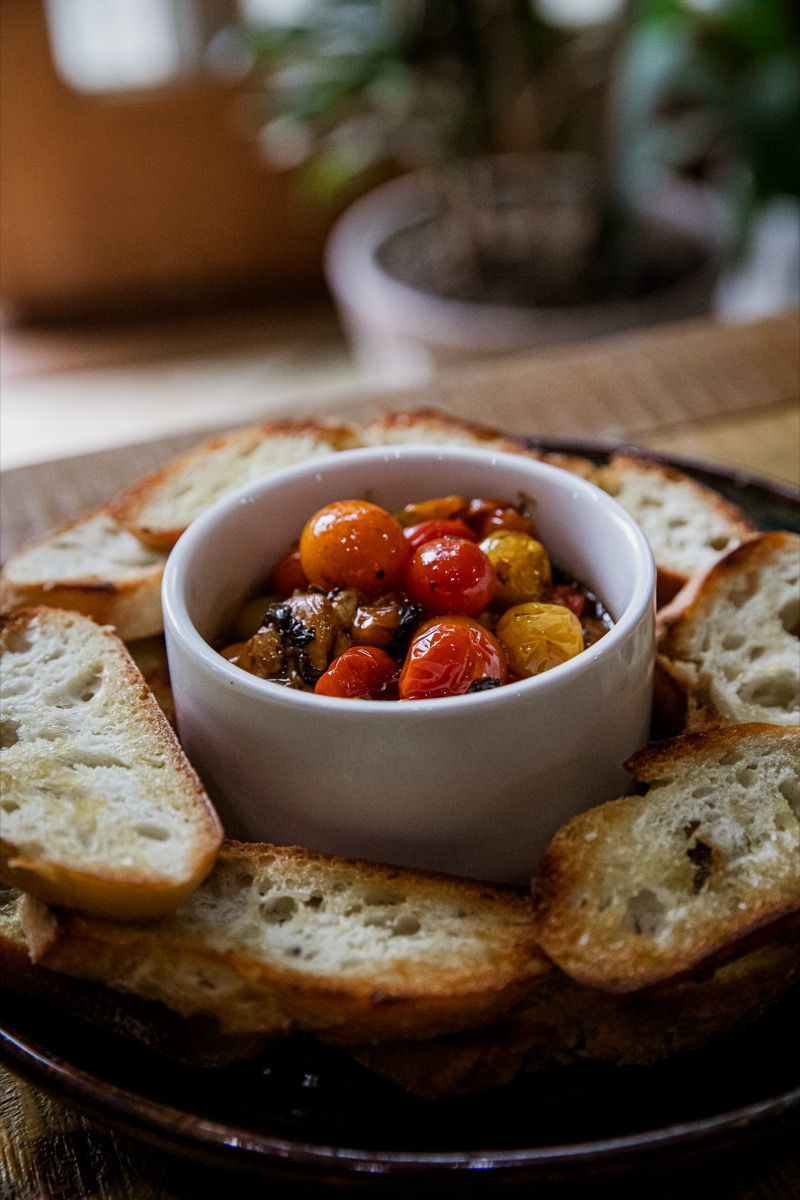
162, 444, 655, 883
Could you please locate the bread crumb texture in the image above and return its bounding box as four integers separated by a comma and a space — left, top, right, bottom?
24, 842, 547, 1040
595, 455, 754, 579
659, 531, 800, 728
109, 422, 362, 547
532, 724, 800, 991
163, 843, 541, 990
2, 510, 165, 586
0, 609, 214, 883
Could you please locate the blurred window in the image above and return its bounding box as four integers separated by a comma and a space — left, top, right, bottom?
534, 0, 624, 26
238, 0, 315, 19
43, 0, 206, 92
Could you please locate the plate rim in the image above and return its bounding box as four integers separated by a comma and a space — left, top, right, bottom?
1, 437, 798, 1185
2, 1008, 798, 1182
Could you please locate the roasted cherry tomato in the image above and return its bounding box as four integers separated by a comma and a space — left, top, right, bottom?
351, 594, 424, 651
403, 517, 475, 554
465, 498, 536, 540
299, 500, 410, 597
395, 495, 466, 528
270, 545, 309, 597
405, 537, 495, 616
479, 531, 552, 609
545, 583, 587, 620
495, 602, 584, 678
315, 646, 399, 700
399, 616, 507, 701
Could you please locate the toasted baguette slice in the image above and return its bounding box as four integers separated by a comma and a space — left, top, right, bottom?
655, 531, 800, 733
0, 884, 267, 1067
531, 724, 800, 993
349, 939, 800, 1098
362, 407, 599, 478
22, 840, 550, 1043
593, 454, 755, 606
552, 938, 800, 1071
360, 408, 536, 453
0, 608, 223, 919
108, 419, 363, 551
0, 508, 167, 641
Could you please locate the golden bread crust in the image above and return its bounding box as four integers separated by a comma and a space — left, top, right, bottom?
22, 840, 551, 1043
531, 725, 800, 992
0, 607, 223, 920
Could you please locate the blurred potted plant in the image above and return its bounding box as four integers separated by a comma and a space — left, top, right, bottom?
231, 0, 798, 383
616, 0, 800, 319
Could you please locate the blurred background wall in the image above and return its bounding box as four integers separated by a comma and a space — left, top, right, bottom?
0, 0, 339, 322
1, 1, 797, 471
2, 0, 798, 338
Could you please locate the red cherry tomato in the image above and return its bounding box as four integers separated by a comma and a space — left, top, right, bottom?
405, 537, 495, 616
403, 518, 475, 554
270, 545, 309, 596
315, 646, 399, 700
299, 500, 410, 597
399, 616, 507, 701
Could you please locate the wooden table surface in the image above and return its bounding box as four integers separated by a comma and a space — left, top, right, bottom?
1, 309, 798, 1198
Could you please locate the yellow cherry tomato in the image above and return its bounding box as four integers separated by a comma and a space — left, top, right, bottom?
479, 531, 552, 609
495, 602, 584, 678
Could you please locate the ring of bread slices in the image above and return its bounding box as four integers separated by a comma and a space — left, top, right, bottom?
1, 409, 798, 1100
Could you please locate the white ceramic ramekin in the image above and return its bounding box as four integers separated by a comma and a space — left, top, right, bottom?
162, 445, 655, 883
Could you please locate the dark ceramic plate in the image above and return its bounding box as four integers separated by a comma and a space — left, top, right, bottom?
1, 446, 798, 1192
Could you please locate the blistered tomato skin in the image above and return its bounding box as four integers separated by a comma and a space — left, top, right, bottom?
395, 495, 466, 528
315, 646, 399, 700
495, 602, 584, 678
299, 501, 410, 597
403, 518, 475, 554
224, 492, 610, 696
351, 594, 424, 652
405, 537, 496, 617
399, 617, 507, 701
466, 498, 536, 540
480, 531, 552, 609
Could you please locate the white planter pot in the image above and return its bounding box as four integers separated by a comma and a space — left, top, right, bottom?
324, 164, 720, 387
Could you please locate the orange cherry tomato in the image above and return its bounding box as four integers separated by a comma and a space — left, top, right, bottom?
394, 495, 467, 528
405, 537, 495, 616
299, 500, 410, 597
315, 646, 399, 700
270, 544, 309, 596
465, 498, 536, 540
399, 616, 507, 701
403, 518, 476, 554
